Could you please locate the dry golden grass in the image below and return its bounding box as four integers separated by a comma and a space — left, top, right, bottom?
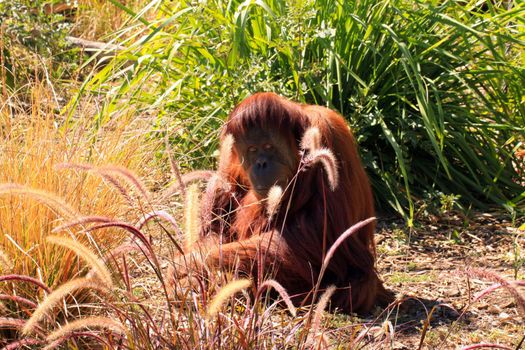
0, 82, 162, 290
72, 0, 152, 40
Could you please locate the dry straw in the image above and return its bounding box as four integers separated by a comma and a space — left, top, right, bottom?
22, 277, 107, 335
46, 235, 113, 287
45, 316, 125, 342
207, 279, 252, 319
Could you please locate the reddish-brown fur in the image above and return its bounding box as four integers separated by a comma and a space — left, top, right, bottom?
193, 92, 389, 313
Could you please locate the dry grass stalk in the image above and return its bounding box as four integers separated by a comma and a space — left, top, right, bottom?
45, 316, 125, 342
200, 174, 230, 229
311, 285, 336, 336
0, 183, 79, 220
161, 170, 215, 200
321, 217, 376, 275
22, 277, 107, 335
303, 148, 339, 191
136, 210, 182, 235
46, 235, 113, 287
300, 127, 321, 151
0, 294, 38, 309
258, 279, 296, 316
207, 279, 252, 319
97, 165, 151, 201
57, 163, 151, 202
185, 183, 201, 252
0, 317, 26, 331
52, 216, 114, 232
165, 134, 186, 197
466, 267, 525, 316
266, 185, 283, 219
0, 274, 51, 293
1, 339, 43, 350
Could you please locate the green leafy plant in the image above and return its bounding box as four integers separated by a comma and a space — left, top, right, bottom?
0, 0, 77, 91
79, 0, 525, 222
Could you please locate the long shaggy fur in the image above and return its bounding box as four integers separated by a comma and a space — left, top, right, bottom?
190, 92, 389, 313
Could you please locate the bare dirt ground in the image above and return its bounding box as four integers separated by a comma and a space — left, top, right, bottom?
371, 212, 525, 349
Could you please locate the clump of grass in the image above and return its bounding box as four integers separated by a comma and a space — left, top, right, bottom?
0, 79, 162, 340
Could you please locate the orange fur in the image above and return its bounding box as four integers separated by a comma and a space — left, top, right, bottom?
189, 93, 390, 313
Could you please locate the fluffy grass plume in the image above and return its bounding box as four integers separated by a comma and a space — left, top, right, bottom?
52, 216, 114, 232
218, 134, 234, 174
206, 279, 252, 319
258, 279, 296, 316
22, 278, 107, 335
46, 236, 113, 287
300, 127, 321, 152
185, 183, 201, 251
304, 148, 339, 191
201, 174, 230, 230
266, 185, 283, 219
45, 316, 125, 342
136, 210, 183, 235
311, 285, 336, 332
57, 163, 151, 203
0, 183, 79, 220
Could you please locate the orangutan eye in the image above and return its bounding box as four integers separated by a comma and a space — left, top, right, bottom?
248, 146, 257, 153
263, 144, 273, 151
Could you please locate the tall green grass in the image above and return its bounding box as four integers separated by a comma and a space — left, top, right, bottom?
79, 0, 525, 221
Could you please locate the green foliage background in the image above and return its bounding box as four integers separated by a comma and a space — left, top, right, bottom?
68, 0, 525, 220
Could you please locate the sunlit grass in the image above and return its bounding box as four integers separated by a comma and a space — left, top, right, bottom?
0, 81, 162, 294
